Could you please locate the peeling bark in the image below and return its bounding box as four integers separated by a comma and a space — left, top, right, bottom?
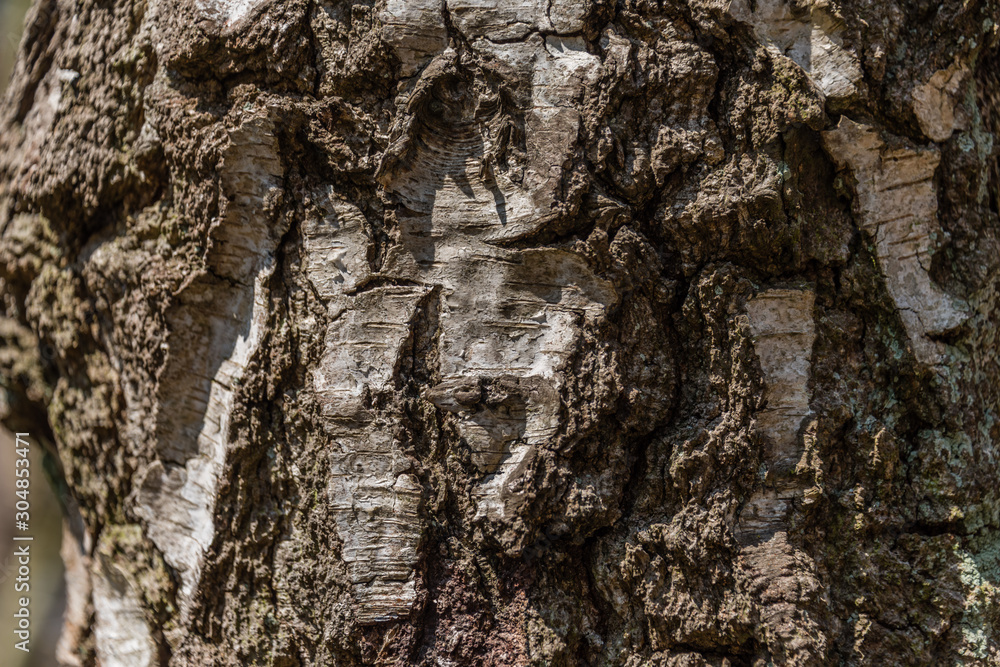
1, 0, 999, 665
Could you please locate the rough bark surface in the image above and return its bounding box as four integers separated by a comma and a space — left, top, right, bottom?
1, 0, 1000, 665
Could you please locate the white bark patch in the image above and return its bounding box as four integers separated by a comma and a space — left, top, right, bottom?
466, 381, 561, 522
381, 0, 448, 77
446, 0, 545, 41
746, 288, 815, 466
444, 0, 592, 41
92, 556, 156, 667
736, 288, 827, 657
300, 192, 371, 299
389, 36, 599, 246
381, 0, 593, 66
137, 270, 272, 607
314, 286, 430, 622
209, 117, 285, 282
548, 0, 592, 34
407, 248, 611, 525
315, 287, 429, 418
377, 33, 612, 524
327, 430, 423, 622
912, 62, 969, 143
822, 117, 969, 365
729, 0, 862, 100
379, 35, 612, 525
735, 289, 827, 664
138, 114, 283, 616
302, 193, 426, 621
198, 0, 270, 28
305, 3, 612, 618
739, 287, 816, 539
385, 43, 614, 518
19, 67, 72, 164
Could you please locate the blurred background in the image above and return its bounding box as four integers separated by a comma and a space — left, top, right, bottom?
0, 430, 64, 667
2, 0, 67, 666
1, 0, 30, 89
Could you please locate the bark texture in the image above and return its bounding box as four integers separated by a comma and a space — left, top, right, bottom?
1, 0, 1000, 664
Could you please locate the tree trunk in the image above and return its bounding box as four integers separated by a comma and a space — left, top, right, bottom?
1, 0, 999, 664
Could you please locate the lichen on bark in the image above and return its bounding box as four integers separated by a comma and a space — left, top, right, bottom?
1, 0, 1000, 665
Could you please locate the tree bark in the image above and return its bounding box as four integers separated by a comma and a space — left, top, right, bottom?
1, 0, 999, 664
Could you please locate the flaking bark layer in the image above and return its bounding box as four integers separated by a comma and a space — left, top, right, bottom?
1, 0, 999, 664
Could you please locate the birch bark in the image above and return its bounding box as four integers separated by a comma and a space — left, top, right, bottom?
1, 0, 999, 664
